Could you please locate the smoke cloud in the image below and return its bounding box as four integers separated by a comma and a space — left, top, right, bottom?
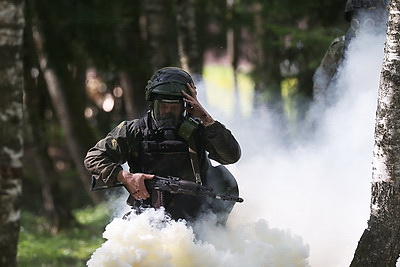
229, 26, 386, 266
88, 18, 388, 267
88, 209, 309, 266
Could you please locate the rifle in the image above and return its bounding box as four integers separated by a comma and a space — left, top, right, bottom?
146, 175, 244, 203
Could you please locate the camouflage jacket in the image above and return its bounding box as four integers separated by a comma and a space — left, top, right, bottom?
313, 35, 346, 103
313, 28, 357, 105
84, 114, 241, 190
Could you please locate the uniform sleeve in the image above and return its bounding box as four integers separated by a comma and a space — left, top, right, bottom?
313, 35, 345, 103
203, 121, 241, 164
84, 120, 139, 187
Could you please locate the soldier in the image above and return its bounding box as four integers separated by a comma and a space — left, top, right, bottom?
313, 0, 388, 105
84, 67, 241, 224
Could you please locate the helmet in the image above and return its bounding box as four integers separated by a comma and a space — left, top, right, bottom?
145, 67, 193, 101
345, 0, 388, 21
145, 67, 194, 127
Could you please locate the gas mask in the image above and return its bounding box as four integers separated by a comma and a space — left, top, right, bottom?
351, 9, 386, 35
152, 98, 184, 128
143, 98, 186, 153
143, 97, 201, 153
153, 98, 201, 141
157, 112, 179, 141
351, 17, 375, 32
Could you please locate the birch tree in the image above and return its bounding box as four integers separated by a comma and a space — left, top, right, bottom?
0, 0, 24, 266
351, 1, 400, 265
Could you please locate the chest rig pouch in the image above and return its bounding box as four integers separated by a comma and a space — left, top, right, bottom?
139, 112, 201, 183
130, 113, 203, 214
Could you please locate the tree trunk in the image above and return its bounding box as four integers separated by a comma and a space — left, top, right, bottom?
115, 3, 151, 118
144, 0, 170, 70
31, 25, 100, 204
226, 0, 241, 117
24, 67, 77, 233
0, 0, 24, 266
174, 0, 202, 74
351, 1, 400, 266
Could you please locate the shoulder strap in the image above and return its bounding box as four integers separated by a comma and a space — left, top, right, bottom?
178, 116, 203, 184
126, 117, 146, 173
141, 111, 152, 140
188, 135, 203, 184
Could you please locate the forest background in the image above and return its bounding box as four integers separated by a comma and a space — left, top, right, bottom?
6, 0, 351, 265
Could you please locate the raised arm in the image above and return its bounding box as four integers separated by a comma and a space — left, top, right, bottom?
181, 83, 241, 164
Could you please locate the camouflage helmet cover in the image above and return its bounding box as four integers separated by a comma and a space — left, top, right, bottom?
345, 0, 388, 21
145, 67, 193, 101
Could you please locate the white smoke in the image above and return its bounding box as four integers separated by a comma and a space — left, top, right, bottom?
228, 28, 386, 266
88, 208, 309, 267
88, 22, 388, 267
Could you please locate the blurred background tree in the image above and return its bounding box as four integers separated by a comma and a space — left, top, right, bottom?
0, 0, 24, 266
20, 0, 347, 236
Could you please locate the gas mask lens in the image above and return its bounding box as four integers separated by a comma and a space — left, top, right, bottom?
153, 98, 184, 127
351, 18, 375, 32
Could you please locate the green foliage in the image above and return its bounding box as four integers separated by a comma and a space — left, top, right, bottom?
21, 1, 352, 252
17, 204, 110, 266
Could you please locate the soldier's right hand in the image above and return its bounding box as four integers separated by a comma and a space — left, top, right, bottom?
117, 170, 154, 200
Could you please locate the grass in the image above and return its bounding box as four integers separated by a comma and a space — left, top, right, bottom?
17, 204, 110, 267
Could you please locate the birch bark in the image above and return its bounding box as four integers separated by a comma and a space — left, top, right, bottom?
351, 1, 400, 266
0, 0, 25, 266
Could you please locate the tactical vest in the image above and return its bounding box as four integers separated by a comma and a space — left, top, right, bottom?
126, 113, 210, 221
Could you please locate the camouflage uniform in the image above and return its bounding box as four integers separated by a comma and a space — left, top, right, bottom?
312, 29, 356, 105
84, 113, 241, 222
313, 0, 387, 105
313, 35, 346, 104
